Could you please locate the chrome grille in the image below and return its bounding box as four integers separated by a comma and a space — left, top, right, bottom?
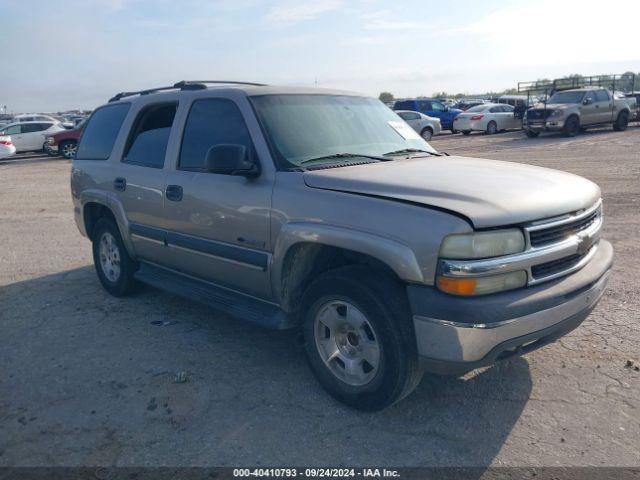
529, 206, 601, 247
531, 251, 587, 279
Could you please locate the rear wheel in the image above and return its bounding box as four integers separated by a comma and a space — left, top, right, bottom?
486, 121, 498, 135
301, 266, 423, 411
563, 115, 580, 137
92, 218, 140, 297
420, 127, 433, 141
59, 140, 78, 159
613, 111, 629, 131
525, 129, 540, 138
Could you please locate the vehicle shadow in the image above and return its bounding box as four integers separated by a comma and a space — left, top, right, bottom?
0, 266, 532, 470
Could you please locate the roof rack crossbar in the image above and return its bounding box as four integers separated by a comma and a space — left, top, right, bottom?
517, 73, 637, 95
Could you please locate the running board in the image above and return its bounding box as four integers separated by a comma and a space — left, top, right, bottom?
134, 262, 295, 330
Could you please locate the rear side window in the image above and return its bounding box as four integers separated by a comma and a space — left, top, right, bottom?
594, 90, 609, 102
123, 103, 177, 168
179, 98, 254, 171
393, 101, 414, 111
22, 124, 43, 133
76, 103, 130, 160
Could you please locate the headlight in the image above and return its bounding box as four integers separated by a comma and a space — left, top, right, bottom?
439, 229, 525, 259
46, 137, 54, 144
549, 109, 564, 118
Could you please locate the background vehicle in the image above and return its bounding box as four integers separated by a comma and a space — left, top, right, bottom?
0, 121, 65, 152
395, 110, 441, 140
393, 98, 461, 131
45, 118, 86, 158
0, 135, 16, 158
454, 103, 521, 134
72, 81, 612, 411
453, 98, 488, 111
524, 87, 632, 137
623, 92, 640, 121
497, 95, 538, 108
12, 113, 61, 124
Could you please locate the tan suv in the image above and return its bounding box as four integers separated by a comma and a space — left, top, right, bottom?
524, 87, 631, 137
71, 81, 613, 410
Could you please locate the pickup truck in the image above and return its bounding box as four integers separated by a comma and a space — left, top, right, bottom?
71, 82, 613, 410
524, 87, 631, 137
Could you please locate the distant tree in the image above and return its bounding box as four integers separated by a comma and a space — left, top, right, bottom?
378, 92, 395, 103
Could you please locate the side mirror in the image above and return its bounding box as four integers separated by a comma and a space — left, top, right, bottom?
583, 98, 593, 105
205, 144, 259, 177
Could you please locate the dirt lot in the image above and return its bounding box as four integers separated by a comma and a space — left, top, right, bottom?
1, 127, 639, 468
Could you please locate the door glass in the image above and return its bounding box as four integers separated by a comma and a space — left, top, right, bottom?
430, 101, 445, 111
594, 90, 609, 102
179, 98, 254, 171
3, 125, 22, 135
123, 103, 177, 168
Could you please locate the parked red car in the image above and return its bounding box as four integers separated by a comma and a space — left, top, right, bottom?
45, 119, 85, 158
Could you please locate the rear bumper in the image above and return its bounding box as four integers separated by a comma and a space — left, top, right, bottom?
408, 239, 613, 375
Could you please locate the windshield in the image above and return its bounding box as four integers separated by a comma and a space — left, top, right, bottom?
251, 95, 437, 168
548, 91, 585, 104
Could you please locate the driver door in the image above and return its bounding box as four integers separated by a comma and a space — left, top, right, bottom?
580, 91, 598, 125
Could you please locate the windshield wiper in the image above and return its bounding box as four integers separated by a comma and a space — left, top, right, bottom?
383, 148, 442, 157
299, 153, 390, 165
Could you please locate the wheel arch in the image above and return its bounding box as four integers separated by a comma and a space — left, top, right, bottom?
272, 223, 423, 317
80, 192, 137, 258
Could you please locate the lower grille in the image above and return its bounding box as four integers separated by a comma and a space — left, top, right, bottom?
531, 252, 587, 279
527, 109, 552, 120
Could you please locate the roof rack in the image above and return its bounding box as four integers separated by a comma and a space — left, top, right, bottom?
108, 80, 268, 102
518, 73, 637, 95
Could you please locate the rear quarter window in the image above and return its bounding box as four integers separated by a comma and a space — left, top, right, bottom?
76, 103, 130, 160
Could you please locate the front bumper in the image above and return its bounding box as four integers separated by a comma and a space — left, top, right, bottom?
409, 239, 613, 375
525, 119, 564, 132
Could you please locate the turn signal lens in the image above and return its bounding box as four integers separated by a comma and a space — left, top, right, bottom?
437, 271, 527, 296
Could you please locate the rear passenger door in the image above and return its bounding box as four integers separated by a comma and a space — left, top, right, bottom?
594, 90, 613, 123
115, 102, 177, 264
162, 96, 273, 299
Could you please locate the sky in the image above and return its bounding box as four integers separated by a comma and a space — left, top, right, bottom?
2, 0, 640, 112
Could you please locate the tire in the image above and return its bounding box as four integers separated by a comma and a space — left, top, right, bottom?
450, 128, 457, 134
92, 218, 140, 297
525, 129, 540, 138
59, 140, 78, 159
613, 111, 629, 131
486, 121, 498, 135
563, 115, 580, 137
301, 265, 423, 411
420, 127, 433, 141
461, 130, 471, 136
45, 145, 58, 157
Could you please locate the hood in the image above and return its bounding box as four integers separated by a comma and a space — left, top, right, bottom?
303, 156, 600, 228
531, 103, 572, 110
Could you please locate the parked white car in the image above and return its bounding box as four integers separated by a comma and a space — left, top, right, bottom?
0, 121, 65, 152
453, 103, 522, 135
13, 114, 61, 123
0, 135, 16, 158
395, 110, 442, 140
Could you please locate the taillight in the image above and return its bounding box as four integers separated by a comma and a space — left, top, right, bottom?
0, 140, 11, 146
470, 115, 484, 120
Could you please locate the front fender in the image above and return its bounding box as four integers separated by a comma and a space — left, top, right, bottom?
271, 222, 424, 302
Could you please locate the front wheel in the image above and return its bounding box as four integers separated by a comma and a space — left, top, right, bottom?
301, 266, 423, 411
525, 129, 540, 138
563, 116, 580, 137
461, 130, 471, 136
613, 111, 629, 131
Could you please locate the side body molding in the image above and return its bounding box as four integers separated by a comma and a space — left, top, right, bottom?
271, 222, 424, 302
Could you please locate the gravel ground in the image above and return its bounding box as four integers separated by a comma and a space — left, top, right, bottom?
0, 127, 638, 468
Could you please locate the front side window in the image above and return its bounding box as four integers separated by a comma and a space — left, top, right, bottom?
251, 94, 436, 168
76, 103, 130, 160
430, 101, 445, 111
179, 98, 254, 171
123, 103, 176, 168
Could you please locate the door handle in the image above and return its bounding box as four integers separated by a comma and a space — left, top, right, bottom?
113, 177, 126, 191
165, 185, 183, 202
